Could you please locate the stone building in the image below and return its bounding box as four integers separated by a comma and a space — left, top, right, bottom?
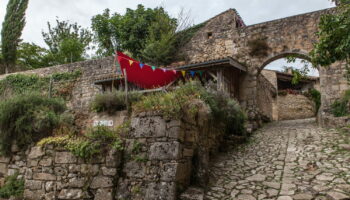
0, 6, 345, 127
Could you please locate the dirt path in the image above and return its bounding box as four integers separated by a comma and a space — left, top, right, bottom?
204, 119, 350, 200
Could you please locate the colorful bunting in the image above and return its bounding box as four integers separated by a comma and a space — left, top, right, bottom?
129, 60, 134, 66
172, 70, 177, 74
151, 66, 156, 71
139, 63, 145, 69
190, 71, 196, 77
181, 71, 186, 77
199, 71, 203, 77
162, 68, 167, 72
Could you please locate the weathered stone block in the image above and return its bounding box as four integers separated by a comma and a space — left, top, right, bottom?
94, 188, 113, 200
25, 180, 42, 190
24, 189, 45, 200
101, 167, 117, 176
106, 149, 121, 167
0, 163, 7, 176
33, 173, 56, 181
149, 142, 181, 160
54, 167, 68, 176
39, 157, 53, 166
67, 177, 85, 188
90, 176, 113, 189
81, 164, 99, 176
146, 181, 176, 200
55, 152, 77, 164
0, 156, 10, 163
58, 189, 83, 199
124, 161, 146, 179
45, 181, 55, 192
28, 146, 45, 159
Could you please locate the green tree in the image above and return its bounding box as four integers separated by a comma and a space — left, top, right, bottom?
91, 9, 118, 57
16, 42, 50, 70
1, 0, 29, 74
42, 19, 92, 65
311, 0, 350, 67
91, 5, 177, 61
141, 8, 177, 66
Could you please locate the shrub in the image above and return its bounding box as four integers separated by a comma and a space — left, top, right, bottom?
307, 89, 321, 113
332, 100, 349, 117
133, 81, 247, 136
0, 173, 24, 199
0, 94, 66, 155
38, 124, 126, 160
0, 71, 81, 100
91, 91, 143, 114
331, 89, 350, 117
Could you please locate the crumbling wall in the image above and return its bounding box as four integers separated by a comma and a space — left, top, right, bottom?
278, 94, 316, 120
116, 101, 224, 200
0, 101, 224, 200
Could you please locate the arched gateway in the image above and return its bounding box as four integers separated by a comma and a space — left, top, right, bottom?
173, 7, 348, 127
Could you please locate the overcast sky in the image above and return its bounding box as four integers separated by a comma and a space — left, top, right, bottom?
0, 0, 335, 75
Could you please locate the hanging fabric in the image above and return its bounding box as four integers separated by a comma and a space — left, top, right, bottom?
116, 51, 181, 89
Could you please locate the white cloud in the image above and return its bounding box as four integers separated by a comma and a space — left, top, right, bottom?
0, 0, 335, 47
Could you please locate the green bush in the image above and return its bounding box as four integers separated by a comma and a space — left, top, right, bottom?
133, 82, 247, 136
331, 89, 350, 117
38, 124, 126, 160
0, 94, 66, 155
309, 89, 321, 113
0, 71, 81, 100
304, 89, 321, 114
91, 91, 142, 114
332, 100, 349, 117
0, 173, 24, 199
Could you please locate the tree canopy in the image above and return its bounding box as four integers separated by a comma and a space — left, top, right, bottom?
91, 5, 178, 65
42, 19, 92, 65
1, 0, 29, 73
311, 0, 350, 66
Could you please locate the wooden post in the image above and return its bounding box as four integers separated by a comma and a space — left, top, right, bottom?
124, 69, 129, 110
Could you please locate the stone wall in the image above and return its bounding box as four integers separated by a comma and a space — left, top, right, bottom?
0, 100, 224, 200
0, 57, 114, 117
257, 73, 278, 121
0, 145, 121, 200
116, 101, 224, 199
278, 94, 316, 120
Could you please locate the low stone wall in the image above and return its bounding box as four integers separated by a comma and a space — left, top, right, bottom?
116, 101, 224, 199
318, 114, 350, 128
0, 145, 121, 200
278, 94, 316, 120
0, 101, 225, 200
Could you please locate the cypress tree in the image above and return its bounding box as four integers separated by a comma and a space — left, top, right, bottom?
1, 0, 29, 74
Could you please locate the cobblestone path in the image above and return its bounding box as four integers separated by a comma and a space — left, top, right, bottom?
204, 119, 350, 200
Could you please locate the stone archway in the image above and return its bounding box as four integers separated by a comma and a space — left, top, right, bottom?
176, 7, 348, 126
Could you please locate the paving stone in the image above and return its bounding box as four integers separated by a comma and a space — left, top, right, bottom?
203, 119, 350, 200
277, 196, 293, 200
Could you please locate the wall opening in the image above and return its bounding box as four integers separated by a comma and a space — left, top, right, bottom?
258, 55, 320, 121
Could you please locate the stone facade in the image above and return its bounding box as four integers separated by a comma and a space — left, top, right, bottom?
278, 94, 316, 120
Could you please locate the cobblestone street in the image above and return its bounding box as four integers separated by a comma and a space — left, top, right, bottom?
205, 119, 350, 200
